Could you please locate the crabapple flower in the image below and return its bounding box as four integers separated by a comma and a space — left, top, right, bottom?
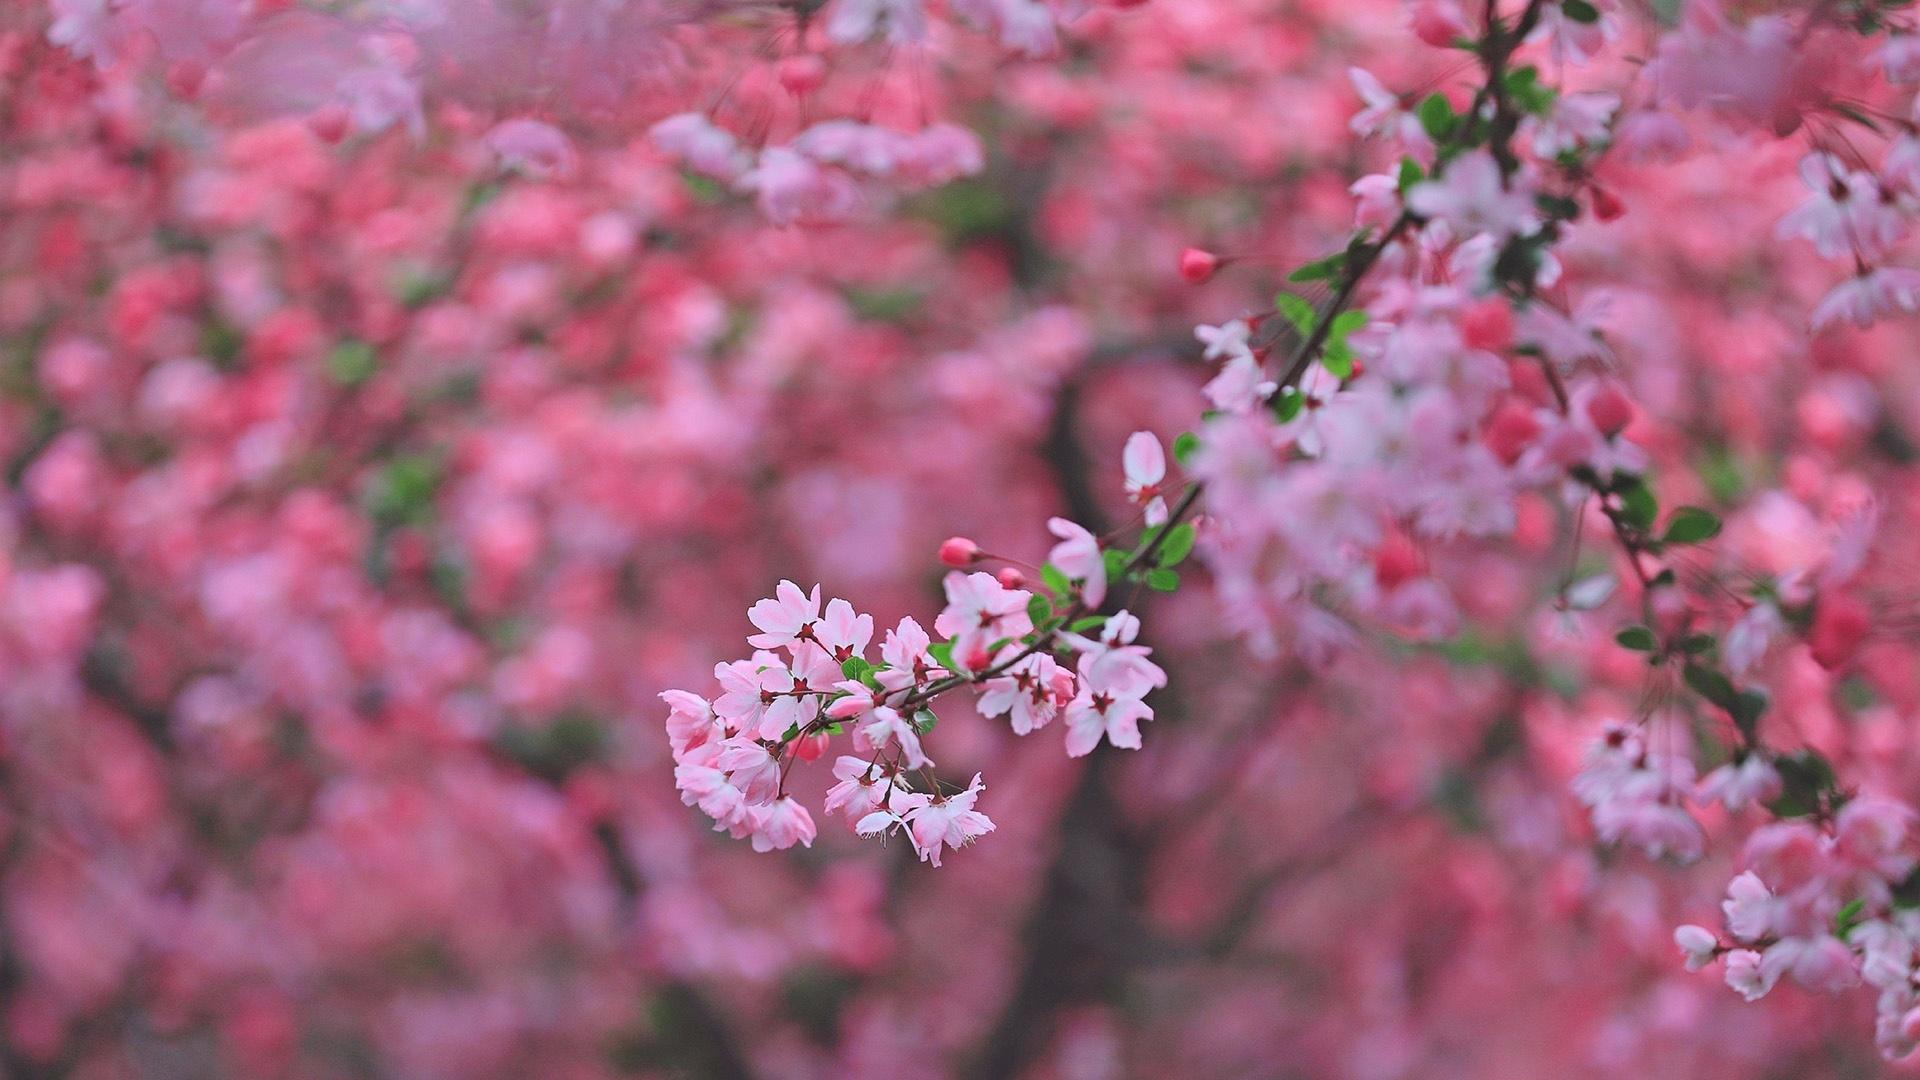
747, 580, 824, 651
977, 653, 1075, 735
1123, 431, 1169, 526
1697, 755, 1783, 813
900, 774, 995, 867
1063, 610, 1166, 698
649, 112, 753, 181
1046, 517, 1107, 608
1723, 948, 1778, 1002
1194, 319, 1254, 363
751, 797, 818, 852
484, 119, 578, 180
1063, 653, 1154, 757
1777, 153, 1907, 261
823, 756, 900, 821
1811, 268, 1920, 330
1202, 354, 1279, 414
1721, 871, 1779, 942
851, 706, 931, 770
1406, 152, 1540, 240
1675, 925, 1720, 971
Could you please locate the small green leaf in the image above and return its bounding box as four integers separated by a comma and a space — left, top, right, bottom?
1027, 595, 1053, 628
840, 657, 873, 681
913, 709, 938, 734
1288, 253, 1344, 283
1041, 563, 1072, 601
1144, 568, 1180, 592
1157, 523, 1197, 568
1416, 93, 1456, 140
1172, 431, 1200, 467
326, 340, 378, 386
1320, 342, 1354, 380
1614, 626, 1657, 652
1272, 386, 1305, 423
1102, 548, 1129, 579
1615, 476, 1658, 531
1275, 293, 1317, 335
1397, 157, 1424, 195
1328, 310, 1369, 338
927, 640, 956, 670
1682, 662, 1738, 710
1662, 506, 1723, 545
1561, 0, 1600, 24
1836, 898, 1867, 937
1766, 750, 1837, 819
1068, 615, 1109, 633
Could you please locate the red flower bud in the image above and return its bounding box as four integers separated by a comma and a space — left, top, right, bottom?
1809, 593, 1871, 670
1590, 183, 1626, 222
1461, 298, 1514, 353
777, 55, 827, 97
939, 536, 981, 567
1409, 0, 1469, 48
1373, 532, 1426, 591
1483, 401, 1542, 466
1585, 383, 1635, 438
1179, 247, 1220, 284
996, 567, 1026, 589
307, 105, 351, 145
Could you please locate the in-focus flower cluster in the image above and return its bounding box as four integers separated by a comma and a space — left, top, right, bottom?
664, 437, 1176, 863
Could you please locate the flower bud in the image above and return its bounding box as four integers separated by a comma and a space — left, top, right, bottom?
995, 567, 1026, 589
1409, 0, 1469, 48
777, 55, 826, 97
939, 536, 981, 567
308, 105, 351, 145
1179, 247, 1220, 284
1809, 592, 1871, 669
1590, 183, 1626, 222
1585, 383, 1635, 438
1461, 298, 1514, 352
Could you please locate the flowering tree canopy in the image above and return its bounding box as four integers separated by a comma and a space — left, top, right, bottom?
11, 0, 1920, 1076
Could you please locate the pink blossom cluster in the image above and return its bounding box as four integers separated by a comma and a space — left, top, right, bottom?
19, 0, 1920, 1075
664, 438, 1173, 862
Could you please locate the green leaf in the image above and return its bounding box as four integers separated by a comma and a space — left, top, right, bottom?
1102, 548, 1129, 579
1615, 476, 1658, 531
1662, 506, 1723, 545
1320, 346, 1354, 380
1041, 563, 1072, 601
1416, 93, 1456, 140
1329, 310, 1369, 338
1288, 253, 1343, 283
1275, 293, 1317, 335
1766, 750, 1837, 819
927, 640, 956, 670
1068, 615, 1109, 633
1397, 157, 1424, 196
1144, 568, 1180, 592
326, 340, 379, 386
1502, 65, 1558, 116
1836, 898, 1867, 937
1682, 663, 1739, 711
1157, 523, 1197, 568
1272, 386, 1305, 423
1561, 0, 1600, 24
1614, 626, 1657, 652
913, 709, 938, 734
1027, 595, 1053, 628
840, 657, 873, 681
1172, 431, 1200, 467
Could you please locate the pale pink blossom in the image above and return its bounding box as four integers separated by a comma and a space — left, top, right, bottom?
1123, 432, 1169, 527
